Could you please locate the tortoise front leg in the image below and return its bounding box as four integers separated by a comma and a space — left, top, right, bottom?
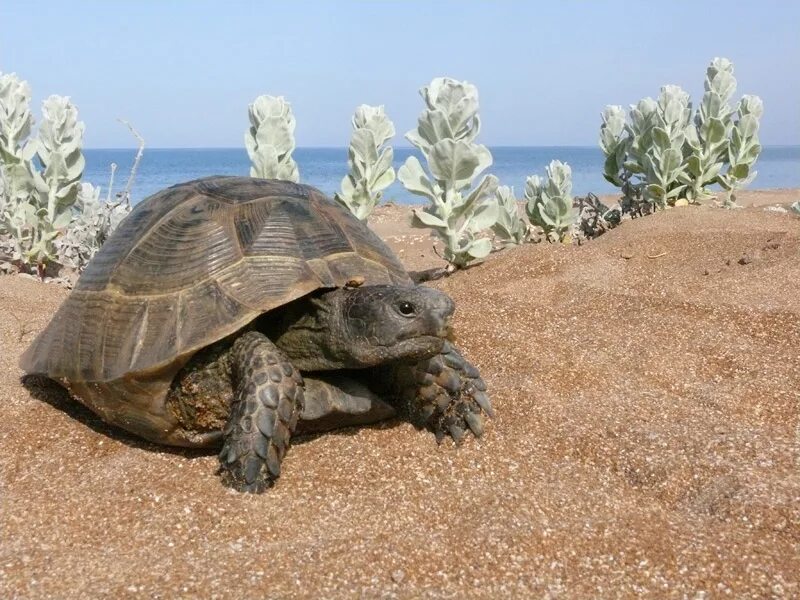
218, 331, 304, 493
401, 341, 493, 443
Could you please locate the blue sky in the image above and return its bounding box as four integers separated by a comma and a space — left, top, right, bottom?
2, 1, 798, 148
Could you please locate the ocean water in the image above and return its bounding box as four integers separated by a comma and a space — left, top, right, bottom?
82, 146, 800, 206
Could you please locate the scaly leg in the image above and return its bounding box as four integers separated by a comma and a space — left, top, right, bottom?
397, 341, 492, 443
218, 331, 304, 492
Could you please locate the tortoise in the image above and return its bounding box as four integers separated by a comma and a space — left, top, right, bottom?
19, 176, 492, 492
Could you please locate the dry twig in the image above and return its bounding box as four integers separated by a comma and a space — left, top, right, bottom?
117, 119, 145, 204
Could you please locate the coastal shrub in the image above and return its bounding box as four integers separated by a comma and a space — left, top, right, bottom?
54, 182, 130, 272
491, 185, 527, 247
574, 192, 619, 241
0, 73, 130, 277
335, 104, 396, 220
398, 77, 499, 270
719, 94, 763, 207
0, 72, 133, 278
524, 160, 578, 242
645, 86, 693, 209
600, 57, 763, 211
245, 95, 299, 182
601, 88, 692, 211
684, 58, 738, 203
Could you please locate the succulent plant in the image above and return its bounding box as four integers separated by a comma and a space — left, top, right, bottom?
491, 185, 527, 247
335, 104, 395, 220
25, 95, 87, 264
524, 160, 578, 242
398, 77, 499, 269
0, 73, 36, 255
245, 95, 299, 182
0, 80, 86, 273
0, 73, 34, 163
599, 57, 763, 212
599, 104, 628, 188
601, 104, 648, 216
684, 58, 736, 203
0, 72, 134, 277
718, 94, 763, 207
642, 85, 691, 208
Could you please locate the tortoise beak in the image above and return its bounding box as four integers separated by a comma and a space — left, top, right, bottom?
436, 312, 456, 343
416, 287, 455, 342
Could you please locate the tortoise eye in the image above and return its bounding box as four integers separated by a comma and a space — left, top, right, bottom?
398, 301, 416, 317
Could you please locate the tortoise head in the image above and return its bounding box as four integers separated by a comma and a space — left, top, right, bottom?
273, 285, 455, 370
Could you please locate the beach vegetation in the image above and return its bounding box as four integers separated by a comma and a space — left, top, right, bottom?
0, 72, 133, 278
573, 192, 619, 241
491, 185, 527, 247
718, 93, 763, 207
524, 160, 578, 243
600, 57, 763, 212
397, 77, 499, 270
245, 95, 299, 182
335, 104, 396, 220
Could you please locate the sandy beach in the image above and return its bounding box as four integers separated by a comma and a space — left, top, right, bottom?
1, 188, 798, 598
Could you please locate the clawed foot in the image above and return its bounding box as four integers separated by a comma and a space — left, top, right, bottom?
409, 342, 492, 444
217, 395, 294, 493
218, 332, 303, 493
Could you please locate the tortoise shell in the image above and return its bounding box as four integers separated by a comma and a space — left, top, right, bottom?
20, 176, 410, 445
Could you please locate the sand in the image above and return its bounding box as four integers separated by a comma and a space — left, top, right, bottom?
1, 189, 798, 598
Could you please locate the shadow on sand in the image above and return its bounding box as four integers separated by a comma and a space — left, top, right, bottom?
21, 374, 404, 459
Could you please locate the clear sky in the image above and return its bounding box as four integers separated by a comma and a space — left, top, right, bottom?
2, 0, 798, 148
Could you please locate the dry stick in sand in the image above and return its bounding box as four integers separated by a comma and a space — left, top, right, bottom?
117, 119, 145, 205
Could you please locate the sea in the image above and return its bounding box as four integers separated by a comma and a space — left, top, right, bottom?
82, 146, 800, 206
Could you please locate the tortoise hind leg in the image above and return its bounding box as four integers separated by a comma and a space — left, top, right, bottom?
297, 373, 396, 435
218, 331, 304, 493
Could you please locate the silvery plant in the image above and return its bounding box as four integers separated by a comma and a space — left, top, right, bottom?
245, 95, 299, 182
524, 160, 578, 242
600, 102, 650, 216
718, 94, 763, 207
644, 85, 692, 208
0, 72, 131, 277
0, 73, 37, 266
600, 57, 763, 211
335, 104, 396, 220
34, 95, 87, 236
397, 77, 499, 269
684, 58, 737, 203
491, 185, 527, 247
603, 87, 692, 211
0, 82, 85, 274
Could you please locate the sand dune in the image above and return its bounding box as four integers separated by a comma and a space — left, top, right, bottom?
1, 199, 798, 597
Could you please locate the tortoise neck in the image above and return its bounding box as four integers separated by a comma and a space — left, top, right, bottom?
269, 291, 352, 371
